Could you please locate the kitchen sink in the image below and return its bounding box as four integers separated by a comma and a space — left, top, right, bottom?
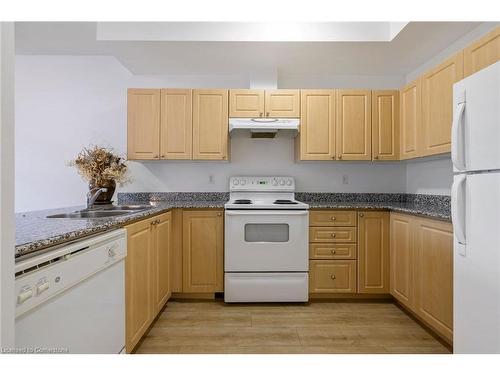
46, 210, 136, 219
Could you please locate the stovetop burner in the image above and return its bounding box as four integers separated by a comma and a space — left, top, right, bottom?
273, 199, 298, 205
233, 199, 252, 204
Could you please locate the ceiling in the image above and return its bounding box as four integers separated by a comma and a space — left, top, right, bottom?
15, 22, 485, 76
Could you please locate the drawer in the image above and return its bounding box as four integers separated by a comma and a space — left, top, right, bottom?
309, 243, 357, 260
310, 210, 357, 227
309, 227, 356, 243
309, 260, 357, 293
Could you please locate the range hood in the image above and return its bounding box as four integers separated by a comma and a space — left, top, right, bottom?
229, 118, 299, 138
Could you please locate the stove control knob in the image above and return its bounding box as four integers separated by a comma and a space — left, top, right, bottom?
286, 179, 292, 186
240, 179, 246, 186
279, 180, 285, 186
233, 179, 239, 186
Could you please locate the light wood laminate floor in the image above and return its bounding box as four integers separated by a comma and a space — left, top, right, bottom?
135, 300, 451, 354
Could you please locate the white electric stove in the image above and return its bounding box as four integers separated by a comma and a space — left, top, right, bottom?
224, 176, 309, 303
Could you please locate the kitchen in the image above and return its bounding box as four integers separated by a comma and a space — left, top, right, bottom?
1, 4, 500, 370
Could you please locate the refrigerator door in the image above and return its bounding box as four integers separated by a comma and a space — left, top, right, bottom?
454, 171, 500, 353
452, 62, 500, 173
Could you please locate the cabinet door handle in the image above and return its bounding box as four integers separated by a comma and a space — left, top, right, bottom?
266, 112, 270, 117
330, 216, 336, 221
359, 213, 364, 217
331, 156, 336, 159
330, 275, 336, 280
374, 155, 379, 160
217, 212, 222, 216
330, 249, 336, 255
330, 233, 336, 238
338, 154, 342, 159
259, 112, 263, 117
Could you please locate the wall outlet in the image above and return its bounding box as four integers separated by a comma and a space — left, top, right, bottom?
342, 175, 349, 185
208, 175, 215, 184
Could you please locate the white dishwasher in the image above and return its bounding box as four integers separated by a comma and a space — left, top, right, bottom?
14, 229, 127, 354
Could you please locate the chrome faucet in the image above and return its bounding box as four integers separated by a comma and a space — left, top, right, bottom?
86, 187, 107, 210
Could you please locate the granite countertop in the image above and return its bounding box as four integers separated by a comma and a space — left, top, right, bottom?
15, 192, 450, 259
15, 198, 226, 259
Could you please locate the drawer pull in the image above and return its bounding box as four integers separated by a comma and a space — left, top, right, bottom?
330, 249, 336, 255
330, 275, 336, 280
330, 216, 336, 221
331, 233, 336, 238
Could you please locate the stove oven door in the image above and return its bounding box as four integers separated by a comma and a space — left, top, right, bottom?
224, 210, 309, 272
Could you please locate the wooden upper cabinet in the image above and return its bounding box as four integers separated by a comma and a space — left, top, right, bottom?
390, 213, 414, 308
125, 219, 154, 352
372, 90, 399, 160
182, 210, 224, 293
399, 79, 422, 159
464, 26, 500, 77
152, 212, 172, 315
192, 89, 229, 160
414, 218, 454, 342
357, 211, 390, 294
264, 89, 300, 118
127, 89, 160, 160
421, 52, 464, 156
160, 89, 192, 160
298, 90, 335, 160
229, 89, 265, 118
336, 90, 372, 160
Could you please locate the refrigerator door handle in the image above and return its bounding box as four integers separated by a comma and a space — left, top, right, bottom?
451, 92, 466, 172
452, 174, 467, 247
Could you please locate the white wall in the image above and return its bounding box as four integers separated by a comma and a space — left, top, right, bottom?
405, 157, 453, 195
0, 22, 15, 350
15, 55, 407, 212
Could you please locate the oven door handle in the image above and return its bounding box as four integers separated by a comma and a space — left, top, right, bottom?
225, 210, 309, 216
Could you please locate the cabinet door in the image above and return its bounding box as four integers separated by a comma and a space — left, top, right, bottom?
152, 212, 172, 315
390, 213, 414, 308
160, 89, 192, 160
464, 26, 500, 77
309, 260, 357, 293
414, 218, 453, 342
229, 89, 264, 118
421, 52, 464, 156
127, 89, 160, 160
357, 211, 390, 294
264, 89, 300, 118
193, 89, 229, 160
336, 90, 372, 160
298, 90, 335, 160
182, 210, 224, 293
399, 79, 422, 159
125, 219, 154, 352
372, 90, 399, 160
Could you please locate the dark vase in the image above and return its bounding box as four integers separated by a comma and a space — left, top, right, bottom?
89, 180, 116, 205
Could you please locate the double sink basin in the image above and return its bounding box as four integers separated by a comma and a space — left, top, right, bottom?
46, 205, 153, 219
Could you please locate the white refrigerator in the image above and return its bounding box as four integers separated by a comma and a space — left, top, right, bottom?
452, 61, 500, 353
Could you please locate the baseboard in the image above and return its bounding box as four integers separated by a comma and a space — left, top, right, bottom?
309, 293, 393, 300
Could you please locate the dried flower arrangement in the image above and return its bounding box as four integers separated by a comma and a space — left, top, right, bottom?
69, 146, 129, 204
69, 145, 129, 186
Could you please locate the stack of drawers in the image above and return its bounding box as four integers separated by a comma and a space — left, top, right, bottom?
309, 210, 358, 294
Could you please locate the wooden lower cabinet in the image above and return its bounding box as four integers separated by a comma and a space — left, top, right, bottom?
182, 209, 224, 293
309, 260, 357, 293
390, 213, 453, 343
125, 212, 172, 352
309, 243, 356, 260
152, 212, 172, 314
390, 213, 414, 308
309, 227, 356, 243
357, 211, 390, 294
414, 217, 454, 342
